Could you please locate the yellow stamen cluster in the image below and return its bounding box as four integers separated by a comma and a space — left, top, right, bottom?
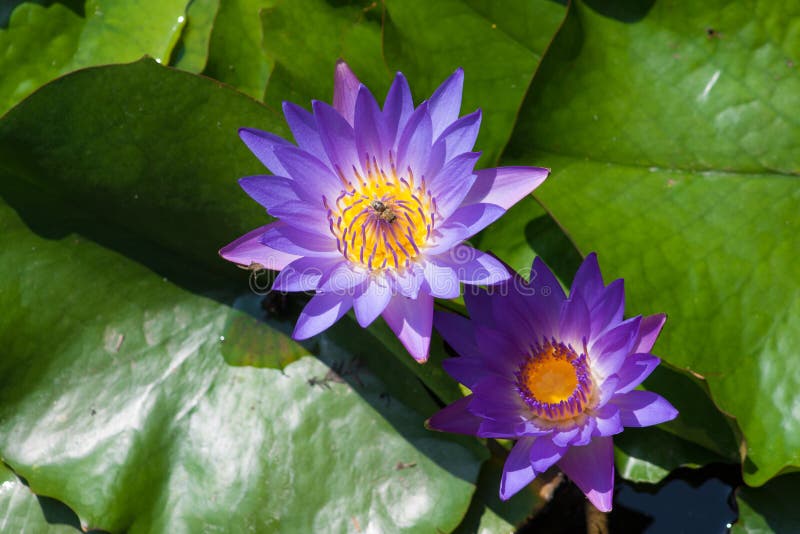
325, 156, 434, 272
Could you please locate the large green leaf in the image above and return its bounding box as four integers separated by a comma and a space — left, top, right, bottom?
614, 427, 730, 485
261, 0, 388, 108
203, 0, 277, 99
0, 59, 483, 532
0, 0, 189, 116
0, 58, 286, 277
0, 463, 81, 533
171, 0, 220, 72
261, 0, 566, 165
501, 0, 800, 485
733, 473, 800, 533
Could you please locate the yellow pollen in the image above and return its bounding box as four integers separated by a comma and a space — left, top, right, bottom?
519, 348, 579, 404
327, 156, 433, 272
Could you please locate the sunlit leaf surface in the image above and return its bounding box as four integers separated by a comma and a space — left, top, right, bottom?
0, 59, 483, 532
500, 0, 800, 486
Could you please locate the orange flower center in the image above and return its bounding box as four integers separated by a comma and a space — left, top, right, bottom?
515, 340, 593, 422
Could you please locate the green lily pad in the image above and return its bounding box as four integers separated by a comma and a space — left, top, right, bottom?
733, 473, 800, 533
203, 0, 277, 99
614, 427, 731, 485
0, 0, 189, 116
171, 0, 220, 72
0, 59, 484, 532
0, 463, 83, 533
261, 0, 566, 165
500, 0, 800, 486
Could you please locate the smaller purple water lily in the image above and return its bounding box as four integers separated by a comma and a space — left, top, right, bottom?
220, 61, 549, 362
427, 253, 678, 511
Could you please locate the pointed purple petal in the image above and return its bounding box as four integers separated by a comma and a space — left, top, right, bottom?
469, 376, 528, 421
383, 72, 414, 143
426, 203, 506, 255
614, 353, 661, 394
463, 285, 495, 326
429, 151, 479, 218
382, 293, 433, 362
559, 294, 591, 347
590, 279, 625, 338
593, 403, 623, 437
435, 109, 481, 162
442, 355, 488, 390
293, 291, 353, 339
423, 133, 447, 180
219, 223, 300, 270
283, 102, 327, 161
500, 437, 537, 500
557, 437, 615, 512
426, 395, 482, 435
474, 326, 528, 376
333, 60, 360, 125
391, 263, 425, 299
596, 376, 619, 407
354, 278, 392, 327
422, 259, 460, 299
317, 261, 368, 292
570, 253, 604, 306
396, 102, 432, 176
312, 100, 360, 180
531, 256, 567, 302
261, 223, 339, 257
570, 418, 598, 446
529, 436, 567, 473
428, 68, 464, 138
634, 313, 667, 353
238, 128, 293, 176
462, 166, 549, 209
551, 427, 580, 447
266, 199, 331, 237
354, 84, 389, 172
477, 420, 520, 439
476, 419, 548, 438
614, 390, 678, 428
239, 175, 300, 210
272, 256, 338, 292
434, 311, 481, 359
590, 316, 642, 378
434, 246, 510, 286
272, 145, 343, 201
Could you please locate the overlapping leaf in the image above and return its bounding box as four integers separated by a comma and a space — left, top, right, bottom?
261, 0, 566, 164
203, 0, 277, 98
500, 0, 800, 485
0, 59, 483, 532
171, 0, 220, 72
733, 473, 800, 533
0, 464, 81, 533
0, 0, 189, 115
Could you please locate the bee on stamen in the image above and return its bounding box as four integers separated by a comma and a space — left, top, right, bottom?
370, 199, 397, 223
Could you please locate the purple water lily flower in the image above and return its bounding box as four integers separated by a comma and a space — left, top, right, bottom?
427, 253, 678, 510
220, 61, 549, 362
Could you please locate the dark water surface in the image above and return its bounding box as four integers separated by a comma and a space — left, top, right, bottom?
521, 463, 740, 533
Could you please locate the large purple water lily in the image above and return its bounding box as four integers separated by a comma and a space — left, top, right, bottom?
220, 61, 549, 362
427, 253, 678, 510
